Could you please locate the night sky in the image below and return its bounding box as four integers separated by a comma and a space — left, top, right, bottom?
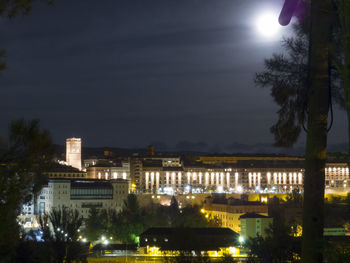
0, 0, 347, 153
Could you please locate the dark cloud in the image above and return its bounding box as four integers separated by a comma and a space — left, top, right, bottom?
0, 0, 347, 150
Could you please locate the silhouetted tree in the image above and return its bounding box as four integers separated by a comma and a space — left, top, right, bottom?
0, 119, 54, 261
38, 207, 86, 263
172, 205, 220, 228
337, 0, 350, 156
255, 16, 343, 147
246, 223, 301, 263
110, 194, 145, 243
217, 253, 237, 263
255, 22, 309, 147
83, 208, 105, 242
0, 0, 54, 72
257, 1, 335, 261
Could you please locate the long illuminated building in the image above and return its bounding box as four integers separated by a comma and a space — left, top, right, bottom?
138, 156, 349, 194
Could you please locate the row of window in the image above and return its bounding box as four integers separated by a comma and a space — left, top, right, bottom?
50, 174, 85, 178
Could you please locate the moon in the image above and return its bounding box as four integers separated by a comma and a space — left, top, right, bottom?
256, 12, 281, 38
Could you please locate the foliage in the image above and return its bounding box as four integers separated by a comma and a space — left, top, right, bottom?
246, 226, 301, 263
0, 50, 5, 71
0, 1, 54, 73
254, 14, 344, 147
324, 240, 350, 263
245, 195, 302, 262
0, 119, 54, 262
37, 207, 87, 263
245, 192, 350, 262
173, 204, 220, 228
0, 0, 54, 18
16, 240, 55, 263
337, 0, 350, 156
254, 21, 309, 147
217, 253, 238, 263
324, 194, 350, 228
83, 208, 110, 241
164, 251, 212, 263
110, 194, 146, 243
84, 195, 220, 244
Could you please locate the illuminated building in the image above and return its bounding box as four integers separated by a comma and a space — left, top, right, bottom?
86, 161, 130, 180
203, 195, 268, 233
36, 178, 129, 218
135, 154, 350, 194
139, 227, 239, 256
239, 213, 273, 240
66, 138, 82, 170
140, 157, 306, 194
325, 163, 350, 188
130, 156, 182, 192
45, 163, 87, 179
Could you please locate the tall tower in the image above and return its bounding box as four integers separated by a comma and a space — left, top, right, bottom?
66, 138, 82, 170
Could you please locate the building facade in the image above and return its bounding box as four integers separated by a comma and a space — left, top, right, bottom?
86, 161, 130, 180
45, 163, 87, 179
240, 213, 273, 240
36, 178, 129, 218
137, 155, 350, 194
203, 196, 268, 233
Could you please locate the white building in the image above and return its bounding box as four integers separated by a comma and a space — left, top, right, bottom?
36, 178, 129, 218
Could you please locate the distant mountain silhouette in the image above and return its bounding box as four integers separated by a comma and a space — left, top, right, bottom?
54, 141, 348, 159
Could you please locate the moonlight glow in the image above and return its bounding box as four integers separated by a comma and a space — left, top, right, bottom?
256, 12, 281, 37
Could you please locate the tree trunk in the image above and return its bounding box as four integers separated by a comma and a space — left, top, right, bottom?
301, 0, 332, 262
338, 0, 350, 155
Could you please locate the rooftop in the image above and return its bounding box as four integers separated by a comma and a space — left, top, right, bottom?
141, 227, 237, 236
239, 212, 271, 219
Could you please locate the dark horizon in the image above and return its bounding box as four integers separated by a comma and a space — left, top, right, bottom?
54, 141, 349, 156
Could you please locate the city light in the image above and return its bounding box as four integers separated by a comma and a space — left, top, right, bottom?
236, 185, 243, 193
149, 246, 160, 256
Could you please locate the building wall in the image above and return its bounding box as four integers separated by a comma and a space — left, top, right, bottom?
203, 202, 268, 233
240, 217, 273, 240
46, 171, 87, 179
36, 179, 129, 218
